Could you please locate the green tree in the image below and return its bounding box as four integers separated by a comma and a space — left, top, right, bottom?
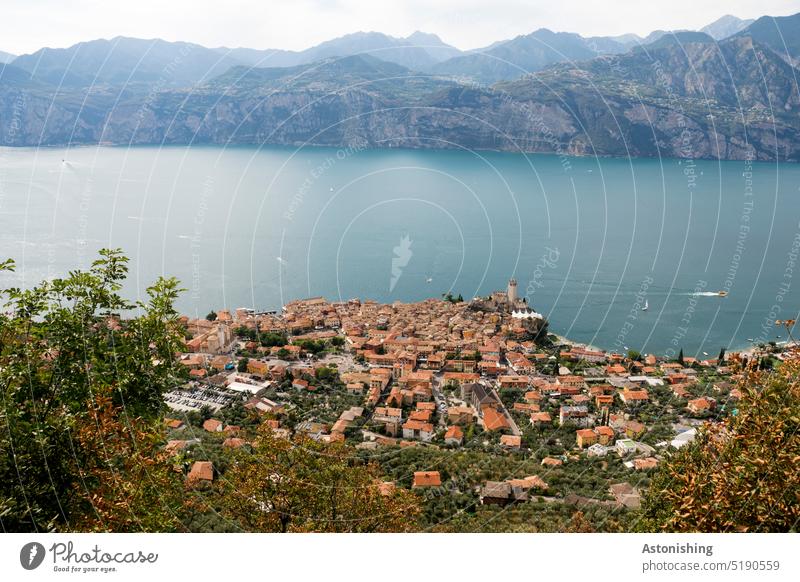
234, 326, 256, 341
237, 357, 249, 372
217, 425, 420, 532
315, 366, 337, 382
206, 310, 217, 321
677, 348, 685, 366
259, 332, 287, 347
718, 347, 726, 363
441, 292, 463, 304
296, 339, 325, 355
551, 351, 561, 375
0, 250, 187, 532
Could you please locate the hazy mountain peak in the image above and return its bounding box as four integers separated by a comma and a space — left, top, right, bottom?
404, 30, 461, 61
431, 27, 602, 84
639, 30, 714, 50
406, 31, 442, 42
525, 28, 563, 38
298, 30, 459, 70
701, 15, 755, 40
609, 33, 643, 44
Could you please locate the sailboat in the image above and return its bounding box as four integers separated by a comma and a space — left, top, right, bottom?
642, 300, 649, 311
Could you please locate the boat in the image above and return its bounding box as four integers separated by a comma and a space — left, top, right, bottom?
642, 300, 648, 311
717, 291, 728, 297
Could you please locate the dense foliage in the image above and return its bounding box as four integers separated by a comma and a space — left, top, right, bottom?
0, 250, 187, 531
638, 360, 800, 532
216, 425, 419, 532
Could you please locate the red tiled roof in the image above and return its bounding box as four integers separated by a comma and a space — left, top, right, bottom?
445, 425, 464, 440
500, 435, 522, 447
482, 406, 510, 431
412, 471, 441, 487
202, 419, 223, 432
187, 461, 214, 483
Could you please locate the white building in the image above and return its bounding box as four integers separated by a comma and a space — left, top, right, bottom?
587, 443, 608, 457
616, 438, 637, 456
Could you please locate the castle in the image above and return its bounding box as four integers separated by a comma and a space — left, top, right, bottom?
484, 278, 530, 312
469, 278, 548, 340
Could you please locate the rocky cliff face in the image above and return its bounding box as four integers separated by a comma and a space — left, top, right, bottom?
1, 39, 799, 162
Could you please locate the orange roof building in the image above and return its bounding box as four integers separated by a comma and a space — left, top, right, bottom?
576, 428, 598, 448
412, 471, 442, 488
202, 418, 223, 432
500, 434, 522, 449
482, 406, 510, 432
186, 461, 214, 485
444, 425, 464, 445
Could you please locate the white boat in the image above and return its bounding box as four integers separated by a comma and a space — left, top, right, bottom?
642, 300, 649, 311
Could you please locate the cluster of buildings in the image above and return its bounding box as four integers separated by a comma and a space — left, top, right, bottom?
166, 279, 753, 507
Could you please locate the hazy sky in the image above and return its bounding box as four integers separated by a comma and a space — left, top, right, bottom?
2, 0, 799, 55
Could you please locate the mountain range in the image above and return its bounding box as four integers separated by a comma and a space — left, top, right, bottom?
1, 12, 799, 162
429, 29, 625, 84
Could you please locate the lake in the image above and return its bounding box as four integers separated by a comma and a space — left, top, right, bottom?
1, 144, 799, 355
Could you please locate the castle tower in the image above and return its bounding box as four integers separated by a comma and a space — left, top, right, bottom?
507, 278, 518, 304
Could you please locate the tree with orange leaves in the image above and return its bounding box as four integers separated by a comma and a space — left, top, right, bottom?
638, 360, 800, 532
69, 391, 187, 532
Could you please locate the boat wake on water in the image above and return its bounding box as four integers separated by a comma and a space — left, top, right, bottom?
687, 291, 728, 297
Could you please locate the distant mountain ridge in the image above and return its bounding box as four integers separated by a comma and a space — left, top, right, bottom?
8, 31, 464, 87
429, 28, 624, 84
10, 37, 241, 86
1, 13, 773, 88
1, 12, 799, 163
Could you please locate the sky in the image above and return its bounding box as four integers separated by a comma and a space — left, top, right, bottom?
1, 0, 799, 55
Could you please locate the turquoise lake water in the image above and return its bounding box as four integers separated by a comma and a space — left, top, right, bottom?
1, 145, 799, 355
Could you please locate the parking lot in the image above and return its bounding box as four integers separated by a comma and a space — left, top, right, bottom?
164, 383, 238, 412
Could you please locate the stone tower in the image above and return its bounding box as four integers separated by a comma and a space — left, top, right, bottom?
507, 278, 518, 304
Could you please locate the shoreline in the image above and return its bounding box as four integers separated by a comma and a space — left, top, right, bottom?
0, 142, 787, 166
266, 296, 766, 360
